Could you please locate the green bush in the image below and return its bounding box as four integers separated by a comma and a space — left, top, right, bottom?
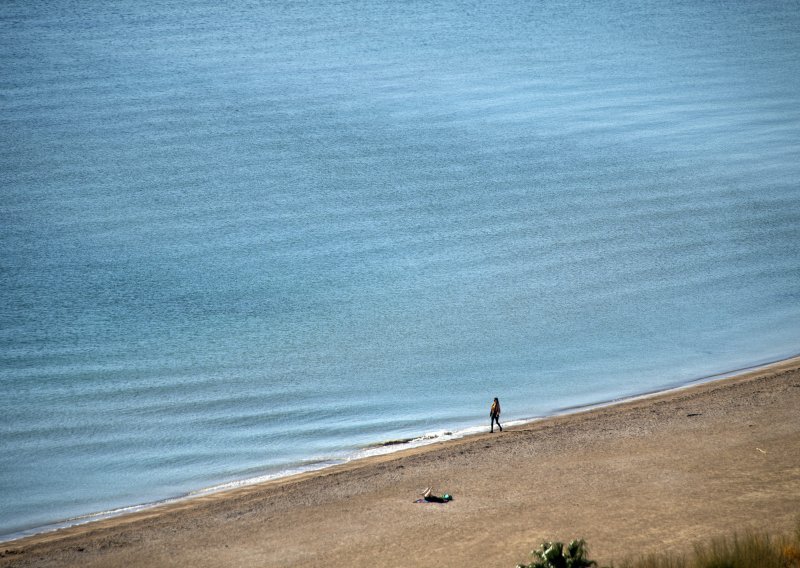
517, 539, 599, 568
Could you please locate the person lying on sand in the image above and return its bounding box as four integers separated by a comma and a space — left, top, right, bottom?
422, 488, 453, 503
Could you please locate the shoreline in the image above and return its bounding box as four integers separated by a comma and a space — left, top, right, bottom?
549, 350, 800, 416
2, 354, 798, 566
3, 352, 800, 548
1, 355, 798, 568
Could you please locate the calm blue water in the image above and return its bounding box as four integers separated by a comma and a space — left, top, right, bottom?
2, 0, 799, 539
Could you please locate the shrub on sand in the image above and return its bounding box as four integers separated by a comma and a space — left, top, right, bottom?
517, 521, 800, 568
517, 539, 599, 568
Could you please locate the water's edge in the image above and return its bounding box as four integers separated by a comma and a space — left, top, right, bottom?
4, 350, 797, 545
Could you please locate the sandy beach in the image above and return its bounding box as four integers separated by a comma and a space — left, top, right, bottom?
2, 357, 799, 567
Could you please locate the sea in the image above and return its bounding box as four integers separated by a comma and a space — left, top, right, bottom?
2, 0, 799, 541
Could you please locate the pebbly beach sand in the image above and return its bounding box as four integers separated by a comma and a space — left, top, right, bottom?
2, 357, 799, 568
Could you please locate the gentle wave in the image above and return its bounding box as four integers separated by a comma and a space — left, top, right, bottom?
10, 350, 793, 544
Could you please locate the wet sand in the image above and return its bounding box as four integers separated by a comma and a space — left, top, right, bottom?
2, 357, 799, 567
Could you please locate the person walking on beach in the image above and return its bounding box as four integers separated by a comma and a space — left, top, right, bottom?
490, 397, 502, 433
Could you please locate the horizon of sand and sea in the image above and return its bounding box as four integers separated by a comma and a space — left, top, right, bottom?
2, 0, 800, 541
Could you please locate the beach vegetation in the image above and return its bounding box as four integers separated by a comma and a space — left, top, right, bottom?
516, 538, 598, 568
614, 523, 800, 568
517, 521, 800, 568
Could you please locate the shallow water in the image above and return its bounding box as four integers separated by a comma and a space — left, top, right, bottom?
1, 0, 799, 539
